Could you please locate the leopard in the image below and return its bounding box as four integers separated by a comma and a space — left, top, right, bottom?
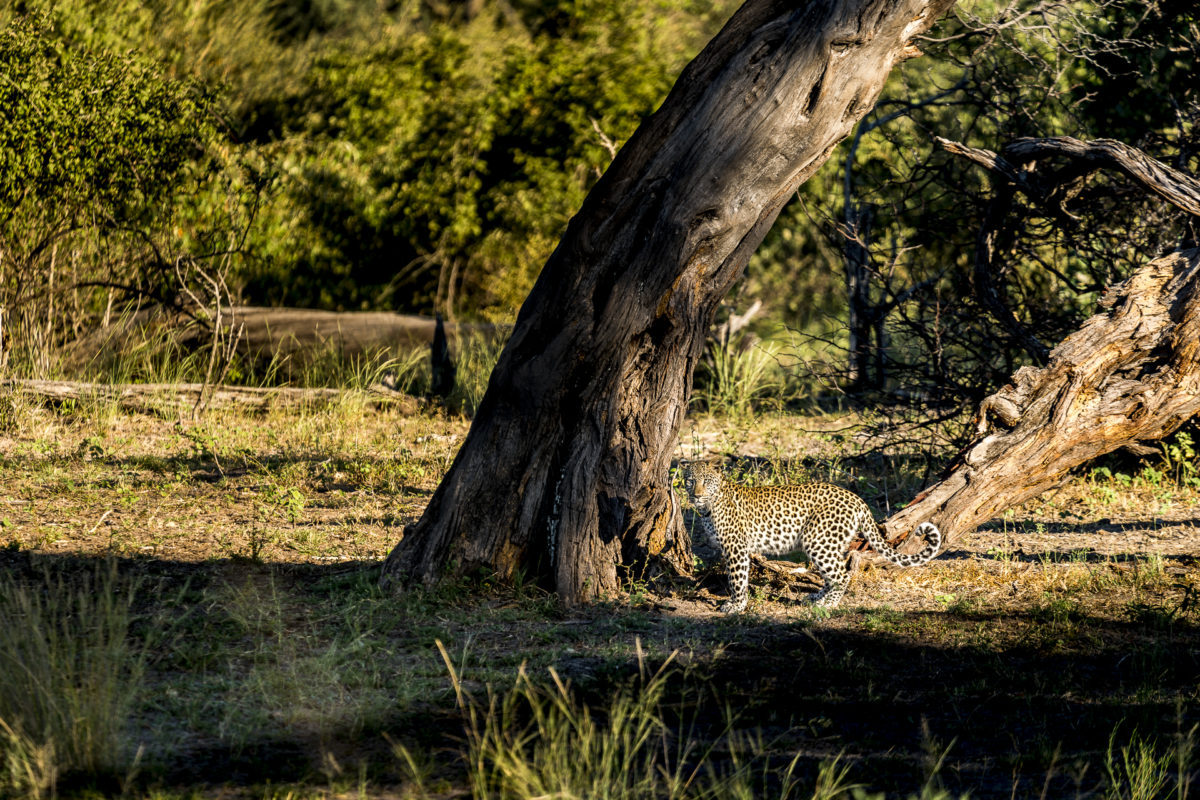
679, 460, 942, 613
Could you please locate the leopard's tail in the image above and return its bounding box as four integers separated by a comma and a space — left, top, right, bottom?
861, 519, 942, 567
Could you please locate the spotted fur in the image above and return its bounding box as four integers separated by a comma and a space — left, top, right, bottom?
680, 461, 942, 613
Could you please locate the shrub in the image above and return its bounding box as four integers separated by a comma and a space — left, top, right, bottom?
0, 12, 247, 377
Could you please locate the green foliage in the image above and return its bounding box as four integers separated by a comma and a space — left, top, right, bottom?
241, 0, 725, 318
0, 15, 214, 219
2, 0, 732, 328
29, 0, 712, 319
0, 11, 255, 377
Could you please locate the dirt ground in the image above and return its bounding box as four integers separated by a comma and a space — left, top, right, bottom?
3, 400, 1200, 797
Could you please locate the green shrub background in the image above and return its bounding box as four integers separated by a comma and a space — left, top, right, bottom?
0, 0, 735, 326
1, 0, 1195, 408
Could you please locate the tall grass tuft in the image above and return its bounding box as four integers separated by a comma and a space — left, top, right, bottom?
448, 330, 509, 417
296, 342, 426, 393
1104, 726, 1196, 800
695, 336, 786, 418
0, 562, 147, 797
426, 640, 859, 800
440, 639, 674, 799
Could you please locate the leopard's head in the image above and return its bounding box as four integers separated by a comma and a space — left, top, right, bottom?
680, 460, 723, 515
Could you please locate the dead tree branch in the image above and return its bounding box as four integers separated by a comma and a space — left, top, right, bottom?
2, 379, 420, 415
882, 246, 1200, 547
1002, 137, 1200, 217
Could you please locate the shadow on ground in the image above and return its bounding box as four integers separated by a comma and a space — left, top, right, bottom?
2, 550, 1198, 798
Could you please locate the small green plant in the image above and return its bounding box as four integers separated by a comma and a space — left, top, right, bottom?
1140, 467, 1165, 487
861, 607, 902, 632
625, 578, 651, 607
1032, 594, 1083, 630
1160, 431, 1199, 487
179, 425, 226, 474
264, 484, 307, 526
1124, 578, 1200, 630
944, 595, 982, 615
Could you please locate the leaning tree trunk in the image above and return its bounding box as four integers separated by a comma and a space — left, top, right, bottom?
879, 136, 1200, 548
382, 0, 957, 603
883, 245, 1200, 547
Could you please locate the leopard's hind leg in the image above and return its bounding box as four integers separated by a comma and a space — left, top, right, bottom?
806, 557, 849, 608
802, 514, 860, 609
721, 546, 750, 613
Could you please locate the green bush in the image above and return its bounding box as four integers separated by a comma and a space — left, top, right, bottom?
3, 1, 732, 336
237, 0, 732, 319
0, 12, 245, 376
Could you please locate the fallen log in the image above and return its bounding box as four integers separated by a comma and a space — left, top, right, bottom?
60, 306, 501, 374
882, 246, 1200, 548
1, 378, 421, 416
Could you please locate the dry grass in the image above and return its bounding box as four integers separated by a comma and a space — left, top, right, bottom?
0, 562, 148, 797
1, 397, 1199, 798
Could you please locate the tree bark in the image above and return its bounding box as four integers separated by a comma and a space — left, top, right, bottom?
381, 0, 957, 602
882, 246, 1200, 547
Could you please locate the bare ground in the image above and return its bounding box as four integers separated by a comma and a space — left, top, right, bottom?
2, 400, 1199, 797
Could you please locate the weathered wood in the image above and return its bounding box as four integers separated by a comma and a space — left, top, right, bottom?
1, 378, 420, 415
936, 135, 1200, 224
882, 246, 1200, 547
890, 135, 1200, 547
382, 0, 958, 603
1002, 137, 1200, 216
61, 306, 498, 372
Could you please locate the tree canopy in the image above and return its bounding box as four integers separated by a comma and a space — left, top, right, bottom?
0, 0, 1196, 432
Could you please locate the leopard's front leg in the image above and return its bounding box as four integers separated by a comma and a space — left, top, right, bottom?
697, 514, 723, 554
721, 545, 750, 613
